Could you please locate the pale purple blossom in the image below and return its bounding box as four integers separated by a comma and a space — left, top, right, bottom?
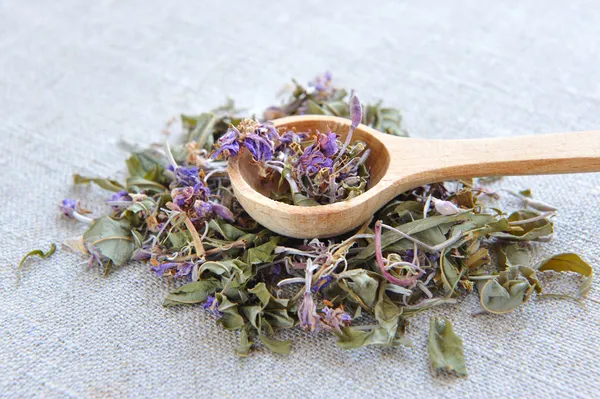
212, 128, 240, 159
151, 261, 194, 279
59, 198, 94, 224
59, 198, 78, 218
203, 295, 223, 318
433, 198, 461, 215
167, 165, 203, 188
296, 145, 333, 175
317, 131, 338, 157
298, 291, 320, 332
320, 306, 351, 333
107, 190, 132, 211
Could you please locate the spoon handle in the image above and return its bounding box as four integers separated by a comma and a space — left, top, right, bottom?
387, 130, 600, 185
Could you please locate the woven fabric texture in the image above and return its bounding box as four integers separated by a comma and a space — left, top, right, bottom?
1, 1, 599, 398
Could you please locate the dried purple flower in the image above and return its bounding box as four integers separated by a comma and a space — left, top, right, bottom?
203, 295, 223, 318
298, 260, 321, 332
191, 200, 234, 222
312, 275, 333, 292
59, 198, 78, 218
244, 133, 274, 162
210, 203, 234, 221
278, 130, 306, 148
171, 182, 210, 209
168, 165, 202, 188
212, 120, 277, 163
296, 145, 333, 176
151, 262, 177, 276
212, 128, 241, 159
320, 306, 351, 333
151, 261, 194, 279
309, 71, 335, 97
174, 262, 194, 278
171, 186, 196, 208
59, 198, 94, 224
433, 198, 461, 215
298, 291, 320, 332
132, 247, 152, 261
317, 131, 338, 157
107, 190, 132, 212
349, 93, 363, 131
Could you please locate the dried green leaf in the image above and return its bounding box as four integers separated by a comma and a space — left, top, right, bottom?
492, 210, 553, 241
208, 219, 248, 241
245, 237, 280, 265
83, 216, 134, 266
497, 243, 531, 270
216, 293, 246, 330
258, 330, 291, 354
428, 317, 467, 377
337, 269, 379, 309
478, 267, 538, 314
538, 253, 594, 297
235, 324, 254, 357
163, 278, 220, 306
73, 174, 125, 192
440, 254, 463, 295
200, 259, 251, 284
126, 151, 165, 178
185, 112, 218, 149
292, 193, 320, 206
18, 243, 57, 276
464, 247, 490, 270
126, 176, 168, 194
167, 231, 189, 250
335, 326, 370, 349
247, 283, 289, 309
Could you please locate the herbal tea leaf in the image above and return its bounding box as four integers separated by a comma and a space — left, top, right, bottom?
337, 269, 379, 309
73, 174, 125, 192
258, 331, 291, 354
83, 216, 134, 266
126, 176, 168, 194
428, 317, 467, 377
163, 279, 221, 306
538, 253, 594, 297
186, 112, 218, 149
235, 324, 254, 357
479, 267, 538, 314
216, 294, 246, 330
18, 243, 57, 276
492, 210, 554, 241
245, 237, 280, 265
208, 219, 248, 241
126, 151, 165, 178
498, 243, 531, 270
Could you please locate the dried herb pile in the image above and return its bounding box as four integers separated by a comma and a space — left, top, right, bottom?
44, 73, 593, 376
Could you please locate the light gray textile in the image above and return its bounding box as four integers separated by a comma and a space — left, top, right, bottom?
1, 0, 599, 398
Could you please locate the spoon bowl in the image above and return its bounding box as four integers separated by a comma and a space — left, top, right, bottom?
228, 115, 600, 238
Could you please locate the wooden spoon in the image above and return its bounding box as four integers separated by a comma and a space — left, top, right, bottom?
228, 115, 600, 238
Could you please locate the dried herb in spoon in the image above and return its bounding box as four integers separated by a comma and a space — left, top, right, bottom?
212, 92, 370, 205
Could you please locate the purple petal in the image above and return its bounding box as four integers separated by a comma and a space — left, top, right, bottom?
174, 262, 194, 278
59, 198, 78, 218
151, 262, 178, 276
349, 93, 362, 130
318, 131, 338, 157
211, 203, 234, 221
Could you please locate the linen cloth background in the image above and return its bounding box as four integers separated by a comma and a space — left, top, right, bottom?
1, 0, 600, 398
